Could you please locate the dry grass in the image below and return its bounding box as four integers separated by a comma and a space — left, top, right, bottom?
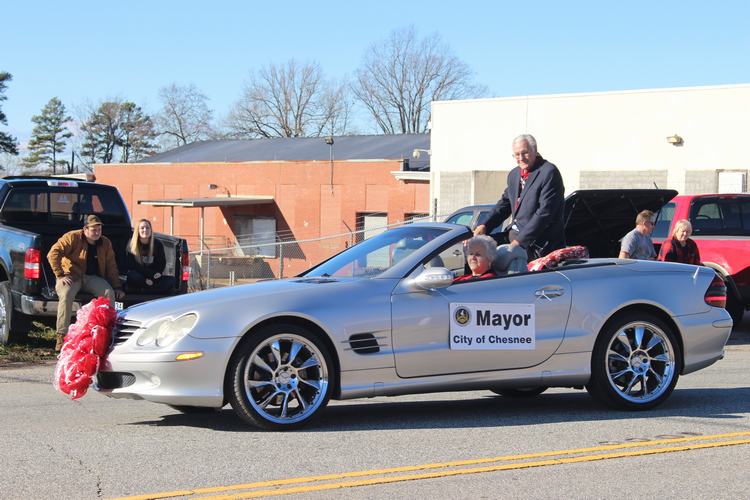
0, 322, 57, 365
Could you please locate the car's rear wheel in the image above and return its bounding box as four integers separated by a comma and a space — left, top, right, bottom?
586, 311, 680, 410
228, 324, 333, 430
491, 387, 547, 398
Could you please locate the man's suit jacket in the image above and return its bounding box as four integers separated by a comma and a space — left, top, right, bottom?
483, 157, 566, 257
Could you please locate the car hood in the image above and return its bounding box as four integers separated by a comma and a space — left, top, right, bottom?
120, 275, 392, 333
563, 189, 677, 257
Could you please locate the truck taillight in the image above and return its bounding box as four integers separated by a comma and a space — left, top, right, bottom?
705, 274, 727, 308
24, 248, 41, 280
181, 252, 191, 282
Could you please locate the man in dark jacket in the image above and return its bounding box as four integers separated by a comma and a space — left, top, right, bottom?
474, 134, 565, 260
47, 215, 125, 351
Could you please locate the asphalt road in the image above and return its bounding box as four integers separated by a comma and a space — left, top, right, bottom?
1, 315, 749, 500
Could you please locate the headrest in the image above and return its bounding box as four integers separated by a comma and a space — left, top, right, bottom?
492, 244, 528, 275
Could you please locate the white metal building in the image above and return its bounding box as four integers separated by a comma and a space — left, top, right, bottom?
429, 84, 750, 217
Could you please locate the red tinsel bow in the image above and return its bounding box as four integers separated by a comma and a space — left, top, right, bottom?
53, 296, 116, 400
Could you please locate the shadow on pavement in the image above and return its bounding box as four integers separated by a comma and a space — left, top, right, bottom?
728, 311, 750, 345
130, 385, 750, 433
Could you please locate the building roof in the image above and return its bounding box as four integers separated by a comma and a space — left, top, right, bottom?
138, 196, 274, 208
137, 134, 430, 170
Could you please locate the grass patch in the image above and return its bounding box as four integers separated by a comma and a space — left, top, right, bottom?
0, 322, 57, 365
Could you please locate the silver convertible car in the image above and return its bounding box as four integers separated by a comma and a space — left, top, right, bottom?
96, 223, 732, 430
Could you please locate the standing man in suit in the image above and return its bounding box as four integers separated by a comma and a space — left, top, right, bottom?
474, 134, 565, 260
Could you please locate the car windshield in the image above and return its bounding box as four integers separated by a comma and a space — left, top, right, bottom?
304, 226, 448, 278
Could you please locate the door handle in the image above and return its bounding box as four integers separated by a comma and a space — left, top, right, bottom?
535, 287, 564, 300
452, 249, 462, 256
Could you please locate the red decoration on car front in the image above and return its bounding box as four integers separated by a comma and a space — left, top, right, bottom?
54, 297, 117, 400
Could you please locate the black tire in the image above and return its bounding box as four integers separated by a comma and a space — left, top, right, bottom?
228, 323, 334, 430
491, 387, 547, 398
725, 287, 745, 325
0, 281, 11, 345
1, 280, 33, 345
586, 311, 681, 410
168, 405, 220, 414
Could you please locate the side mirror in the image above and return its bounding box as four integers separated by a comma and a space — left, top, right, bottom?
413, 267, 453, 290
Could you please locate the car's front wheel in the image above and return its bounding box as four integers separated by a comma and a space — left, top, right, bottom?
586, 311, 680, 410
228, 324, 333, 430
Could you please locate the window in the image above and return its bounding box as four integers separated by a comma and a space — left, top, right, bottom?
653, 202, 675, 239
0, 188, 128, 225
446, 211, 473, 226
405, 212, 429, 223
689, 198, 750, 236
233, 216, 277, 257
355, 213, 388, 266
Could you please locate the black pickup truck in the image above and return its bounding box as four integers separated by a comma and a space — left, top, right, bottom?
0, 176, 190, 344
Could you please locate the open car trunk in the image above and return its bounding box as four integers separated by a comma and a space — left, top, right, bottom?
562, 189, 678, 257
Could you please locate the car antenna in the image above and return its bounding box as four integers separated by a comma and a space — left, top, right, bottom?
653, 181, 661, 189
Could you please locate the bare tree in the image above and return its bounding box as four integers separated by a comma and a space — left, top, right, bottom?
155, 83, 213, 149
226, 60, 351, 138
353, 26, 486, 134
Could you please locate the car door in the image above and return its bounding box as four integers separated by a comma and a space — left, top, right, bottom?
391, 270, 572, 378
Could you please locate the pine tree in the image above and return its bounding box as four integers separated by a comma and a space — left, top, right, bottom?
0, 72, 18, 155
23, 97, 73, 173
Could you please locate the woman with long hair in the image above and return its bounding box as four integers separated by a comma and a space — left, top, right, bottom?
125, 219, 175, 293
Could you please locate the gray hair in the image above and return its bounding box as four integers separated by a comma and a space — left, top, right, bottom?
672, 219, 692, 237
464, 235, 497, 260
513, 134, 537, 155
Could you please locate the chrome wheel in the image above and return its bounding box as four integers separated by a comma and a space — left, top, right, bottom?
237, 331, 330, 427
587, 311, 681, 410
605, 321, 675, 403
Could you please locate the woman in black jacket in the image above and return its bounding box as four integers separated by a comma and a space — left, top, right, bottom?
125, 219, 175, 293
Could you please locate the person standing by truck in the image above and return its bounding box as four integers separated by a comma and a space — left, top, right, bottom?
657, 219, 701, 265
618, 210, 657, 260
47, 215, 125, 351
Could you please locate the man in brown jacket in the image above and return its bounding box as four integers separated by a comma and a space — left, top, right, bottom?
48, 214, 125, 351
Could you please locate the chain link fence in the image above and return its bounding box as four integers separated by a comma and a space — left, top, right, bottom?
188, 215, 441, 290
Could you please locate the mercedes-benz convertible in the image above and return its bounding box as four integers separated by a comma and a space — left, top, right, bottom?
96, 222, 732, 430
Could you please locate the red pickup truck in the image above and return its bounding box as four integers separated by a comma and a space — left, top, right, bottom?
653, 193, 750, 323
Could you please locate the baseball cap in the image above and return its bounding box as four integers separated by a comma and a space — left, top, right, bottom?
85, 214, 103, 227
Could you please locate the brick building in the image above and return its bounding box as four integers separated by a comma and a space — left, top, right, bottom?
95, 134, 430, 278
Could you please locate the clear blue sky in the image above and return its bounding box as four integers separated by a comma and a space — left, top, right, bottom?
4, 0, 750, 146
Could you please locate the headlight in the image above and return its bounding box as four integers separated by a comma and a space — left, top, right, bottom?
136, 313, 198, 347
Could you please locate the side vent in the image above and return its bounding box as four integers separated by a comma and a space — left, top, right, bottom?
347, 333, 380, 354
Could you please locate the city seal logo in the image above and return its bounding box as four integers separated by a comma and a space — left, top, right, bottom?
454, 307, 471, 326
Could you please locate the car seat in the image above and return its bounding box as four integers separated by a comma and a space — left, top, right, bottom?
492, 244, 528, 275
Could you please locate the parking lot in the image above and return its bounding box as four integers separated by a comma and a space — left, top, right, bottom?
0, 315, 747, 499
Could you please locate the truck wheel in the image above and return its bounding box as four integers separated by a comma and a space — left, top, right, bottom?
725, 287, 745, 325
0, 281, 11, 344
0, 281, 33, 345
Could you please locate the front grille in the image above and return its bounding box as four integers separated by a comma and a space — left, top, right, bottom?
96, 371, 136, 389
346, 333, 382, 354
112, 316, 142, 346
